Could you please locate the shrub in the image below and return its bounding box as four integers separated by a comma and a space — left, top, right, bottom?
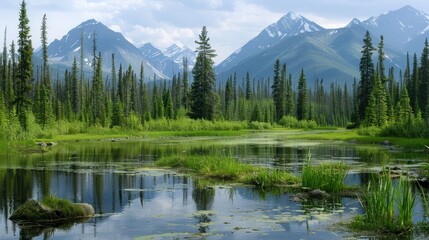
279, 115, 298, 128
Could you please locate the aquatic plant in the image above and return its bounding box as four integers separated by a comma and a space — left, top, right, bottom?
352, 171, 416, 233
301, 152, 348, 193
244, 169, 299, 189
156, 155, 299, 188
156, 155, 256, 180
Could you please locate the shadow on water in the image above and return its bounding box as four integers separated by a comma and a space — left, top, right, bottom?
0, 137, 428, 239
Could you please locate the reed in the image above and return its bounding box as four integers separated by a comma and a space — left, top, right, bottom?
301, 152, 348, 193
353, 171, 416, 233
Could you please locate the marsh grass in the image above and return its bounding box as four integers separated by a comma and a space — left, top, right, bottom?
42, 195, 86, 218
156, 155, 299, 188
351, 171, 416, 233
301, 152, 348, 193
244, 169, 299, 189
156, 155, 256, 180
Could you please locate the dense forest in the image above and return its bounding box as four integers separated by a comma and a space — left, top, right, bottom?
0, 0, 429, 140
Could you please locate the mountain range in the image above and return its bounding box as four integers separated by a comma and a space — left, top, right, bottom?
38, 5, 429, 85
216, 5, 429, 86
138, 43, 195, 78
37, 19, 196, 80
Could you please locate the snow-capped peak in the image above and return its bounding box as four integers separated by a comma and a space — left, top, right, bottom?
286, 11, 301, 21
346, 18, 362, 28
264, 11, 323, 38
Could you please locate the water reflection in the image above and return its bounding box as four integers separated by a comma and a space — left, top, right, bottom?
0, 136, 427, 239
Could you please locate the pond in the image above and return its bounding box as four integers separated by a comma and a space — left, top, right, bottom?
0, 132, 428, 239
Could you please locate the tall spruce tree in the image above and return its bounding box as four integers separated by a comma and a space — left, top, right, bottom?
38, 13, 53, 128
419, 39, 429, 118
189, 26, 217, 120
245, 72, 251, 100
364, 75, 387, 127
182, 57, 189, 109
357, 31, 376, 125
271, 59, 282, 120
296, 69, 308, 120
16, 0, 33, 130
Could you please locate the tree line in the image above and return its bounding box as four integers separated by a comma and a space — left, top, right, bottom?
0, 0, 428, 139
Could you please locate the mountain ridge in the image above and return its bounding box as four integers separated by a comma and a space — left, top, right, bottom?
215, 5, 429, 86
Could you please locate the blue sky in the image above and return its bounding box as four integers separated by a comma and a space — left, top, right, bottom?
1, 0, 429, 63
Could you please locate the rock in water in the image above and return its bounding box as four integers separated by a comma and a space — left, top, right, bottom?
10, 199, 94, 222
309, 189, 329, 199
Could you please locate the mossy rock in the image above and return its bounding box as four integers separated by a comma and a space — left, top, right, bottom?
10, 199, 94, 223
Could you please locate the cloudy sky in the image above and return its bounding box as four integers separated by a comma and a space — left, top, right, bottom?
1, 0, 429, 63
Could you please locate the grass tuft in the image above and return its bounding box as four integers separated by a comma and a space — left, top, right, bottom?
301, 152, 348, 193
351, 171, 415, 233
156, 155, 299, 188
42, 195, 86, 218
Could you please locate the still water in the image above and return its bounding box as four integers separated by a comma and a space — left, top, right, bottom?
0, 132, 427, 239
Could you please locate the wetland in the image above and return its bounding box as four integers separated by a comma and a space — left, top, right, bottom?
1, 129, 429, 239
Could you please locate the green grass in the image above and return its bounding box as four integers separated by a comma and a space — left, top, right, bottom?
301, 152, 348, 193
155, 154, 299, 188
351, 171, 416, 233
244, 169, 299, 189
42, 195, 86, 219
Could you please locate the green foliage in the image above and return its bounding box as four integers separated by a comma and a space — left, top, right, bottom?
301, 152, 348, 193
357, 126, 382, 136
357, 30, 376, 125
353, 172, 415, 233
296, 69, 308, 120
42, 195, 86, 218
244, 169, 299, 189
278, 115, 317, 129
189, 26, 217, 120
156, 155, 256, 180
363, 75, 388, 127
156, 154, 299, 188
16, 0, 34, 130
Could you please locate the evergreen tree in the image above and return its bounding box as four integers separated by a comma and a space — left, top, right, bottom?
250, 103, 262, 122
245, 72, 251, 100
357, 31, 376, 125
164, 89, 174, 119
15, 0, 33, 130
296, 69, 308, 120
364, 75, 388, 127
224, 78, 232, 119
286, 74, 293, 116
1, 28, 7, 95
419, 39, 429, 118
111, 100, 124, 127
377, 35, 386, 84
411, 53, 419, 114
189, 26, 217, 120
111, 53, 116, 102
37, 13, 53, 128
271, 59, 281, 120
71, 57, 79, 115
182, 57, 189, 109
396, 86, 413, 125
91, 52, 105, 125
